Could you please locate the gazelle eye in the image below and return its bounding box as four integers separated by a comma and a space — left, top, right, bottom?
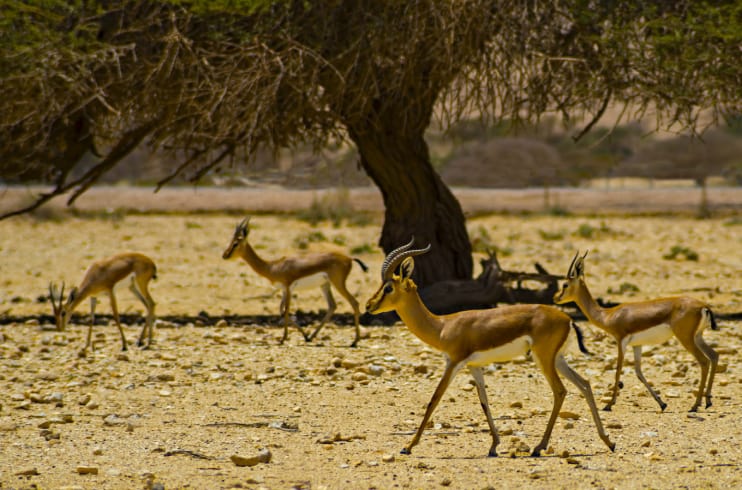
383, 284, 393, 294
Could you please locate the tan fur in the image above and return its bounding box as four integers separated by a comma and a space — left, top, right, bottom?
554, 252, 719, 412
223, 218, 365, 346
366, 254, 614, 457
50, 252, 157, 352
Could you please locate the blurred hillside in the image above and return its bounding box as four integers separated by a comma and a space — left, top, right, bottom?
7, 119, 742, 191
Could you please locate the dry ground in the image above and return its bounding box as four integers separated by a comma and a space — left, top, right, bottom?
0, 187, 740, 489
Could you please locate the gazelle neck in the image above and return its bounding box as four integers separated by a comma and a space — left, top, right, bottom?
238, 242, 272, 278
395, 291, 446, 352
573, 279, 609, 329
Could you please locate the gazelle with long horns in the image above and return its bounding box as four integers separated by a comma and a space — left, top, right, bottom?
554, 251, 719, 412
222, 217, 369, 347
365, 239, 615, 457
49, 252, 157, 351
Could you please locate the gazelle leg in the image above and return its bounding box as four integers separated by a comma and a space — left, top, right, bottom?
470, 367, 500, 457
677, 332, 712, 412
632, 345, 667, 411
334, 282, 362, 347
108, 290, 128, 351
530, 351, 566, 457
403, 359, 463, 455
130, 277, 156, 349
695, 334, 719, 408
556, 355, 616, 452
308, 282, 335, 342
605, 338, 628, 411
85, 297, 97, 352
279, 289, 290, 344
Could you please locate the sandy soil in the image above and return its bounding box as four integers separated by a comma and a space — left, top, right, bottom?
0, 202, 740, 489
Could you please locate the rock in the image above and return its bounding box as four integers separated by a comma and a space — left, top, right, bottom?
413, 363, 429, 375
15, 468, 39, 476
558, 411, 580, 420
382, 454, 395, 463
230, 448, 272, 467
510, 401, 523, 408
76, 466, 99, 475
367, 364, 384, 376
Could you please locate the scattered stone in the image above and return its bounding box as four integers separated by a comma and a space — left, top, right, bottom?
76, 466, 99, 475
510, 401, 523, 408
559, 411, 580, 420
382, 454, 395, 463
103, 414, 126, 426
15, 468, 39, 476
413, 364, 429, 375
367, 364, 384, 376
215, 319, 229, 328
230, 448, 272, 467
607, 422, 623, 429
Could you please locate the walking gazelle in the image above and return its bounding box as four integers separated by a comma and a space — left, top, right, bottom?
554, 251, 719, 412
222, 217, 368, 346
365, 239, 615, 457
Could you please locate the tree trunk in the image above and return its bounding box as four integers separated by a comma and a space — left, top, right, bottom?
348, 126, 472, 286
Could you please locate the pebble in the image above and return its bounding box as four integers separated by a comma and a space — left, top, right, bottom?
76, 466, 99, 475
16, 468, 39, 476
230, 448, 272, 467
382, 454, 395, 463
413, 364, 429, 375
558, 411, 580, 420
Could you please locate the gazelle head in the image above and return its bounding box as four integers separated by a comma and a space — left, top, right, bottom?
553, 250, 588, 305
49, 282, 77, 331
365, 238, 431, 314
222, 217, 251, 260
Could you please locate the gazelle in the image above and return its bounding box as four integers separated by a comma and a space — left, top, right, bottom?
222, 217, 369, 347
365, 239, 615, 457
49, 252, 157, 351
554, 251, 719, 412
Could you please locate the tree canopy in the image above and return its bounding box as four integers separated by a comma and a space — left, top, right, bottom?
2, 0, 741, 283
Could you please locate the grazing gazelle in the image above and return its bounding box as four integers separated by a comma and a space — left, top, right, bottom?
49, 252, 157, 351
554, 251, 719, 412
365, 239, 615, 457
222, 217, 369, 347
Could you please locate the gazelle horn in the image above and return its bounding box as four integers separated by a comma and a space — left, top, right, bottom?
381, 237, 432, 280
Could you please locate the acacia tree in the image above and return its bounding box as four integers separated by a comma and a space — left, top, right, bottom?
2, 1, 740, 285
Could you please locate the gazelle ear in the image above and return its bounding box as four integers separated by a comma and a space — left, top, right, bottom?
575, 251, 588, 277
399, 256, 415, 280
67, 287, 78, 305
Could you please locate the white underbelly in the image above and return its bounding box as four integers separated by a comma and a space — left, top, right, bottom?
466, 336, 532, 367
627, 324, 673, 346
281, 272, 328, 291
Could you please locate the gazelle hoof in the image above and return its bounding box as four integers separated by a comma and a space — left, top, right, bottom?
659, 402, 668, 411
400, 448, 412, 455
602, 405, 613, 412
488, 449, 498, 457
530, 448, 543, 457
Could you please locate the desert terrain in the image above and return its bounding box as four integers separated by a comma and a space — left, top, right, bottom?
0, 185, 740, 490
